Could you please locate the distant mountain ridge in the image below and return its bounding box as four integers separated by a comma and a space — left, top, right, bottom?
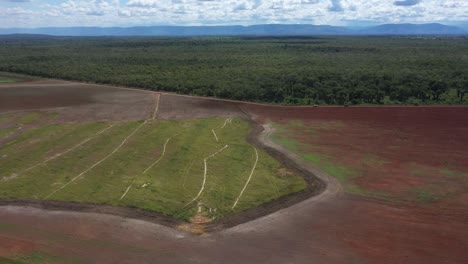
361, 23, 466, 35
0, 23, 465, 36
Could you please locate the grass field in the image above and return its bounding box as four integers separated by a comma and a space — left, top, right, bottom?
0, 114, 16, 125
0, 79, 16, 84
0, 78, 16, 84
0, 117, 305, 221
0, 74, 18, 84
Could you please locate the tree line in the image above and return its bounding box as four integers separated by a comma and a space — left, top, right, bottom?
0, 36, 466, 105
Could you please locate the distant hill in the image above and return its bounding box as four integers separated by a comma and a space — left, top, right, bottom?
0, 34, 61, 40
0, 23, 465, 37
360, 23, 466, 35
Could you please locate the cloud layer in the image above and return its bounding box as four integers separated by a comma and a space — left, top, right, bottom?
0, 0, 467, 28
394, 0, 421, 7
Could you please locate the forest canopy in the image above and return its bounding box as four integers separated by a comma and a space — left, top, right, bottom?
0, 36, 467, 105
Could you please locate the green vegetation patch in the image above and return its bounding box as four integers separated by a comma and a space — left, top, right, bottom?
412, 186, 449, 204
0, 118, 306, 220
13, 252, 60, 264
1, 37, 467, 105
0, 257, 25, 264
0, 127, 15, 139
0, 114, 16, 125
0, 77, 17, 84
16, 113, 42, 125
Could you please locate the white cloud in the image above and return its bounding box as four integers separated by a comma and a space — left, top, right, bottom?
0, 0, 466, 28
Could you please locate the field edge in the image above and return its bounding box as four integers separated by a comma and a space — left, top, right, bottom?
0, 118, 327, 232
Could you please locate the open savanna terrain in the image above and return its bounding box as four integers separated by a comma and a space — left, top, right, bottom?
0, 77, 467, 264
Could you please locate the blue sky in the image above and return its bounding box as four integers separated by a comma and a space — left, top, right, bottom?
1, 0, 467, 28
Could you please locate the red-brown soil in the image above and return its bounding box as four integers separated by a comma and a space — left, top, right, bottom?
1, 80, 467, 263
1, 196, 466, 264
242, 105, 468, 204
0, 237, 36, 258
240, 104, 468, 263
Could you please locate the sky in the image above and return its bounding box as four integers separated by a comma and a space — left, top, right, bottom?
0, 0, 467, 28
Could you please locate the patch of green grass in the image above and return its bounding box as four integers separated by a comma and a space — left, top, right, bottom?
0, 78, 17, 84
16, 113, 42, 125
303, 153, 322, 163
0, 257, 25, 264
412, 187, 448, 204
0, 118, 306, 220
14, 251, 59, 264
0, 127, 15, 139
322, 163, 356, 182
347, 184, 394, 200
272, 133, 300, 152
409, 163, 468, 179
0, 114, 16, 125
46, 112, 60, 122
0, 122, 111, 180
439, 168, 468, 178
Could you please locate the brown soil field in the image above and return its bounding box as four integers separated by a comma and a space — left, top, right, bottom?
242, 105, 468, 203
0, 80, 154, 122
240, 104, 468, 263
1, 79, 467, 263
157, 93, 246, 120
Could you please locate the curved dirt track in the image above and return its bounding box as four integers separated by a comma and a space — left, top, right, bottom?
1, 79, 468, 264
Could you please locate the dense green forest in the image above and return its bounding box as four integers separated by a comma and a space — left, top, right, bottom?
0, 36, 467, 105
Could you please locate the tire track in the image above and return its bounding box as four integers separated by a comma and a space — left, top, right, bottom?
185, 145, 229, 207
211, 129, 219, 142
120, 137, 172, 200
212, 118, 231, 143
2, 123, 117, 182
152, 93, 161, 120
45, 121, 148, 199
220, 118, 232, 129
231, 147, 259, 209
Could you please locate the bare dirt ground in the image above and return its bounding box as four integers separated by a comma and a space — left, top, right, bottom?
157, 93, 246, 120
0, 80, 154, 123
1, 79, 467, 263
239, 103, 468, 263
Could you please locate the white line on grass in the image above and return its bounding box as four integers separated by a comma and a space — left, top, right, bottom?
221, 118, 232, 129
185, 144, 229, 207
152, 93, 161, 120
120, 137, 172, 200
2, 123, 117, 182
211, 129, 219, 142
45, 121, 148, 199
231, 147, 259, 209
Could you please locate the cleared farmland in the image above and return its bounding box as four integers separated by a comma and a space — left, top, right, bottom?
0, 116, 305, 221
1, 79, 467, 263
